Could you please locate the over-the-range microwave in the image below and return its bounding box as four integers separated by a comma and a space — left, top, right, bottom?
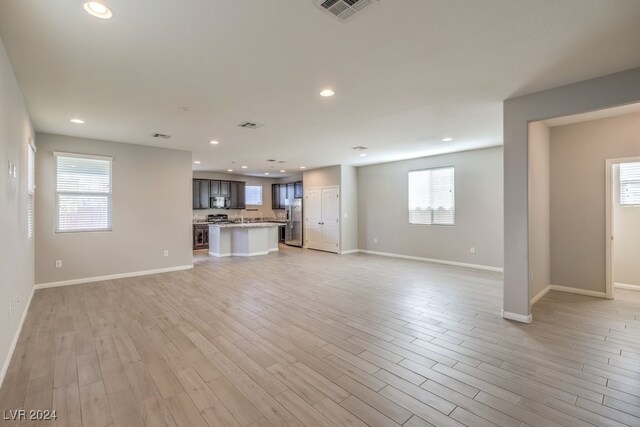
211, 196, 227, 209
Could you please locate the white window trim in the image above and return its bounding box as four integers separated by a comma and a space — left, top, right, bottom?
408, 166, 456, 226
55, 152, 113, 233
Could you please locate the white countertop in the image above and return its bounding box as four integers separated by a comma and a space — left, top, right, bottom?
208, 222, 283, 229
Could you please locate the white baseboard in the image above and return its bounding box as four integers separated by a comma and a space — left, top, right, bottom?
339, 249, 359, 255
549, 284, 607, 298
358, 249, 503, 273
530, 285, 551, 306
614, 282, 640, 291
34, 264, 194, 289
0, 286, 35, 388
501, 309, 532, 324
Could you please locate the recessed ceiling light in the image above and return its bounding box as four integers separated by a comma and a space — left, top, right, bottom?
300, 166, 306, 169
320, 89, 335, 97
264, 172, 270, 175
194, 161, 201, 164
227, 169, 233, 172
70, 118, 85, 124
209, 140, 219, 145
360, 153, 367, 157
442, 137, 454, 142
280, 170, 285, 173
83, 2, 113, 19
241, 165, 248, 169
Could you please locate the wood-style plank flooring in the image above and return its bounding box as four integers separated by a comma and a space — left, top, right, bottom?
1, 246, 640, 426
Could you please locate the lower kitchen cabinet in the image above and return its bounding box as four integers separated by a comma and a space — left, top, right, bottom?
193, 224, 209, 250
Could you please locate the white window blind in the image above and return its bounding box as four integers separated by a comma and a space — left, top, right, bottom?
620, 162, 640, 206
245, 185, 263, 205
408, 167, 455, 225
55, 153, 112, 232
27, 141, 36, 238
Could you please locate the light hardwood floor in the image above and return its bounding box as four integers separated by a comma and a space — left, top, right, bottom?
1, 247, 640, 426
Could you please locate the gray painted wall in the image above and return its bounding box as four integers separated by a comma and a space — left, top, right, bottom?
613, 164, 640, 287
358, 147, 503, 269
528, 122, 551, 302
0, 36, 35, 384
549, 112, 640, 292
340, 165, 358, 252
504, 67, 640, 320
35, 133, 193, 284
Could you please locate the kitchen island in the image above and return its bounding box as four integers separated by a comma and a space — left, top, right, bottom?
208, 223, 280, 257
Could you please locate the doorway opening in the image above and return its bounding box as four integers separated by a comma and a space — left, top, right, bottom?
606, 157, 640, 298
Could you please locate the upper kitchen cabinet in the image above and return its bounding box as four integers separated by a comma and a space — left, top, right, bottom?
220, 181, 230, 197
228, 181, 246, 209
210, 180, 221, 197
272, 181, 303, 209
193, 179, 210, 209
294, 181, 303, 199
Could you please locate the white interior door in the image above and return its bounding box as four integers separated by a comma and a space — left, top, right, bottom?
304, 189, 322, 250
321, 187, 340, 253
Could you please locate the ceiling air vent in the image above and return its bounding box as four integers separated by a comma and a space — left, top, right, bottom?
238, 121, 263, 129
314, 0, 378, 22
152, 133, 171, 139
352, 146, 368, 151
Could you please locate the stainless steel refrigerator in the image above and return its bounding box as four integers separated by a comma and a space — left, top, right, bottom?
285, 198, 303, 247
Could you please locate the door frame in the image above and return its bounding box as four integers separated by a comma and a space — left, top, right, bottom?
304, 185, 340, 253
605, 156, 640, 299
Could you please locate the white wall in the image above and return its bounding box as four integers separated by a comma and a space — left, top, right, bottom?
549, 111, 640, 293
528, 122, 551, 303
192, 172, 284, 221
0, 37, 35, 385
35, 133, 192, 285
358, 147, 504, 269
503, 67, 640, 321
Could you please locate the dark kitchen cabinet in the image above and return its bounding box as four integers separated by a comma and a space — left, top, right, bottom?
193, 224, 209, 250
272, 184, 279, 210
294, 181, 303, 198
210, 180, 221, 197
193, 179, 210, 209
227, 181, 246, 209
220, 181, 230, 197
271, 182, 302, 209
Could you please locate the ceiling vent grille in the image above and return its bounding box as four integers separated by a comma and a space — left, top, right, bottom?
238, 121, 263, 129
352, 146, 368, 151
152, 133, 171, 139
314, 0, 378, 22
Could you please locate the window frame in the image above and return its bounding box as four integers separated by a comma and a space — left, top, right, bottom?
245, 185, 263, 206
54, 152, 113, 233
408, 166, 456, 226
619, 162, 640, 207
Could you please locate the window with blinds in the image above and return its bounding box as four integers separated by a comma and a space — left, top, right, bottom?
245, 185, 263, 205
620, 162, 640, 206
55, 153, 113, 232
408, 166, 455, 225
27, 141, 36, 239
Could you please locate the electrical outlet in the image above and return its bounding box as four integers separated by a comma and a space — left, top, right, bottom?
163, 250, 169, 257
55, 260, 62, 268
374, 238, 378, 244
470, 247, 476, 254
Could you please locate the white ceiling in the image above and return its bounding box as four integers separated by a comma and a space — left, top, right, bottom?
1, 0, 639, 177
